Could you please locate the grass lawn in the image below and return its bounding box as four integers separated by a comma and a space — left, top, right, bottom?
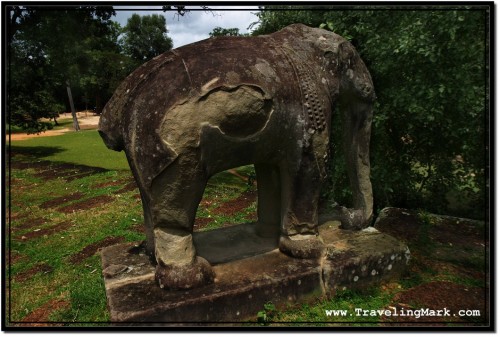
9, 130, 129, 171
6, 131, 488, 328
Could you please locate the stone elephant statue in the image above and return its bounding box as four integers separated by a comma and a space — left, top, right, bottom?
98, 23, 375, 290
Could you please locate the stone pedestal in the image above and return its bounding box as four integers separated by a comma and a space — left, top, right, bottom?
101, 221, 410, 323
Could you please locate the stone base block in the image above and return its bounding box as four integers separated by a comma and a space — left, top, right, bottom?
101, 222, 409, 323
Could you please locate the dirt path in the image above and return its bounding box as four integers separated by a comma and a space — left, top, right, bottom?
8, 112, 101, 141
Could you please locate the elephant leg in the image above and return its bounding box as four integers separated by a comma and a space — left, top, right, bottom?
254, 163, 281, 239
278, 151, 326, 259
150, 155, 214, 289
336, 98, 374, 230
124, 151, 155, 257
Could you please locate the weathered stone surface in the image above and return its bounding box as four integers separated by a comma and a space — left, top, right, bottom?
193, 222, 278, 264
101, 222, 409, 323
98, 23, 377, 289
320, 222, 410, 296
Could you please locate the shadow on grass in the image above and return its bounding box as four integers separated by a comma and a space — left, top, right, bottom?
8, 145, 109, 180
9, 145, 65, 159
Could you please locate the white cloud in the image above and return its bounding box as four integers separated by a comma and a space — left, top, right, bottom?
113, 6, 260, 48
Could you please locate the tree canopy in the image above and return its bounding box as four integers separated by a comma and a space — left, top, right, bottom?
8, 6, 116, 132
209, 27, 245, 37
7, 6, 489, 218
121, 13, 173, 66
7, 7, 174, 133
252, 6, 489, 218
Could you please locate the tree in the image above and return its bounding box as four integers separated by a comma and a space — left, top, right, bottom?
9, 39, 65, 133
252, 6, 489, 219
77, 21, 132, 114
7, 6, 119, 132
209, 27, 245, 37
121, 14, 173, 65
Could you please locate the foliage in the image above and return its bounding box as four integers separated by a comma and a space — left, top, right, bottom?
252, 6, 488, 218
161, 5, 211, 17
121, 14, 173, 65
77, 20, 132, 114
257, 302, 277, 324
7, 7, 175, 132
7, 6, 126, 131
209, 27, 247, 37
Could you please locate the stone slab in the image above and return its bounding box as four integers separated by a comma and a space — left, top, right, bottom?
101, 222, 409, 323
193, 222, 279, 264
320, 223, 411, 295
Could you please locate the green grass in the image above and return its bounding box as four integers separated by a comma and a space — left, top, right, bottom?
253, 288, 397, 326
7, 130, 487, 327
6, 131, 258, 325
10, 130, 129, 171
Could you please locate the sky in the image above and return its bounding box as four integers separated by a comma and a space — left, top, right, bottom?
113, 5, 261, 48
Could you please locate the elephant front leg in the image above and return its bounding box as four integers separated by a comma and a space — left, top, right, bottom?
278, 152, 326, 259
154, 227, 214, 290
150, 157, 214, 290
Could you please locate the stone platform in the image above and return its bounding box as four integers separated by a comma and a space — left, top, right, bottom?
101, 221, 410, 323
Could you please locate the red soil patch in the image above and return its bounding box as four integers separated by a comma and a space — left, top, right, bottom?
9, 211, 30, 222
212, 190, 257, 215
68, 236, 125, 264
21, 298, 70, 324
130, 222, 146, 234
14, 263, 53, 282
245, 212, 258, 221
56, 195, 114, 213
93, 179, 127, 189
193, 217, 213, 231
386, 281, 486, 323
33, 163, 107, 182
10, 159, 107, 182
376, 208, 485, 248
200, 199, 214, 207
11, 218, 47, 233
9, 252, 27, 265
410, 249, 485, 282
39, 192, 85, 209
34, 167, 77, 181
10, 160, 52, 171
16, 221, 73, 241
429, 217, 485, 247
116, 180, 138, 194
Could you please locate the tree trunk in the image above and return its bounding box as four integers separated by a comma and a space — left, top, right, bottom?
66, 80, 80, 131
95, 93, 103, 115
